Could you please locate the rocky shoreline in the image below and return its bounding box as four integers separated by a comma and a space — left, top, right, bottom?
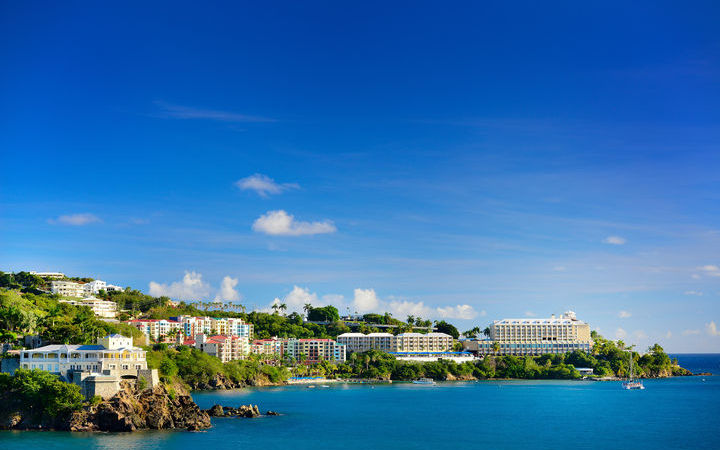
0, 382, 212, 432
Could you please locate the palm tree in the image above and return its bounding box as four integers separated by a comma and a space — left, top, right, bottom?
303, 303, 313, 317
279, 303, 288, 316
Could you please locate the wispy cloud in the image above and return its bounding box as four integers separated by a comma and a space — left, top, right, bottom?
618, 310, 632, 319
48, 213, 101, 226
524, 311, 537, 317
235, 174, 299, 198
699, 265, 720, 277
252, 210, 336, 236
153, 101, 275, 123
603, 236, 627, 245
684, 290, 704, 296
615, 328, 627, 339
682, 329, 701, 336
707, 321, 720, 337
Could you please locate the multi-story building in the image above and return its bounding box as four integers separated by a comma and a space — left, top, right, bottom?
394, 332, 454, 352
174, 315, 253, 339
284, 338, 346, 363
251, 338, 285, 358
125, 319, 182, 342
337, 332, 454, 354
19, 334, 147, 379
59, 296, 118, 319
29, 271, 65, 279
462, 311, 593, 356
51, 279, 124, 298
336, 332, 395, 352
125, 316, 253, 343
50, 280, 85, 297
185, 334, 250, 363
249, 337, 346, 363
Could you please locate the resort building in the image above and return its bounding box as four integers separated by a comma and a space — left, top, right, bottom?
184, 334, 250, 363
251, 338, 285, 358
50, 280, 85, 297
125, 315, 253, 343
462, 311, 593, 356
29, 271, 65, 279
337, 332, 454, 354
59, 296, 118, 319
250, 338, 346, 363
51, 279, 124, 298
283, 338, 346, 363
19, 334, 147, 380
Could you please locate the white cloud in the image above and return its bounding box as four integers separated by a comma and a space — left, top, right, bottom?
215, 276, 241, 302
149, 271, 211, 300
699, 265, 720, 277
691, 274, 701, 279
603, 236, 627, 245
707, 321, 720, 337
524, 311, 537, 317
552, 266, 566, 272
48, 213, 101, 226
252, 210, 336, 236
353, 288, 380, 312
618, 310, 632, 319
666, 331, 672, 339
633, 330, 648, 340
615, 328, 627, 339
153, 101, 275, 123
235, 174, 299, 198
684, 290, 703, 296
436, 304, 479, 320
682, 329, 701, 336
269, 286, 320, 313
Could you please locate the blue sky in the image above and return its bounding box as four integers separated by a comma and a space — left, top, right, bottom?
2, 1, 719, 351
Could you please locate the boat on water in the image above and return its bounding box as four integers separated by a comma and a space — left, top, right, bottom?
622, 351, 645, 390
412, 378, 436, 385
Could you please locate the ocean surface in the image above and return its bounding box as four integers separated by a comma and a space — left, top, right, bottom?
2, 354, 718, 450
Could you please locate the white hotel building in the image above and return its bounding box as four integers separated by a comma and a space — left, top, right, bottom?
337, 332, 454, 354
463, 311, 593, 356
59, 296, 118, 319
19, 334, 147, 380
50, 279, 124, 298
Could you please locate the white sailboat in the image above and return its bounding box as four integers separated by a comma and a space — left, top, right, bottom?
622, 351, 644, 390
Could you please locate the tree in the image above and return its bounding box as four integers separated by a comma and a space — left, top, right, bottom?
307, 305, 340, 322
463, 326, 481, 338
434, 320, 460, 339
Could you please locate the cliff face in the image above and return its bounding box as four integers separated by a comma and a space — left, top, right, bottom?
69, 383, 211, 431
0, 382, 211, 432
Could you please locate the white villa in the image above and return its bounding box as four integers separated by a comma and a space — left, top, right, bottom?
19, 334, 146, 380
59, 296, 118, 319
51, 279, 124, 298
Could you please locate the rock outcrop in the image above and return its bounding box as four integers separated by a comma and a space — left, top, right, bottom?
0, 382, 211, 432
204, 404, 276, 418
69, 383, 211, 432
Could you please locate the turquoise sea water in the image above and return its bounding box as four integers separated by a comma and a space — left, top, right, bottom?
2, 354, 719, 450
